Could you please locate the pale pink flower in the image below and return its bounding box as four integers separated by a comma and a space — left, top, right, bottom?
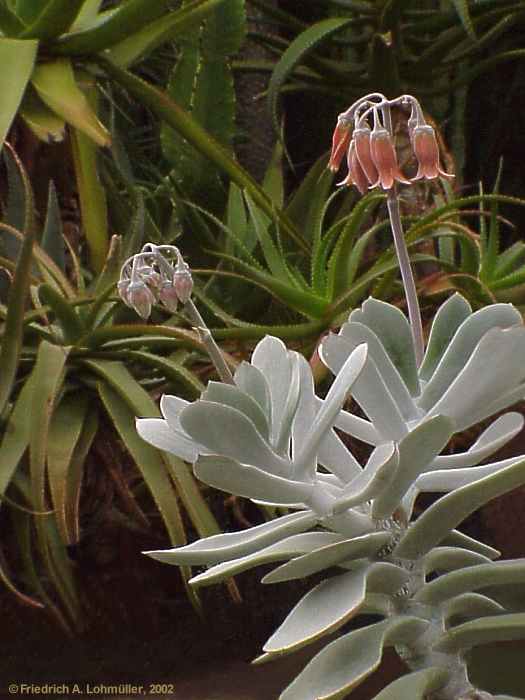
412, 125, 454, 181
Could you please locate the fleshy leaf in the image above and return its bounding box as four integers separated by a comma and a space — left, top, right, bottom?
261, 532, 392, 584
372, 415, 454, 519
371, 668, 449, 700
179, 401, 288, 475
189, 532, 344, 588
279, 617, 428, 700
348, 298, 419, 395
264, 563, 408, 655
419, 293, 472, 381
434, 613, 525, 652
144, 511, 318, 566
194, 456, 313, 506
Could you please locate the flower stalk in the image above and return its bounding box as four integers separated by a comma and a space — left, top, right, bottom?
329, 93, 453, 367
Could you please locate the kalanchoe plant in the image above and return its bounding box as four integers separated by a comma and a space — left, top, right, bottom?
130, 96, 525, 700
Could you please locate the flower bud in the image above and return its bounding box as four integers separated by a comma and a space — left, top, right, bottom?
412, 124, 454, 181
369, 125, 410, 190
353, 125, 378, 184
127, 281, 155, 319
159, 281, 179, 313
328, 120, 351, 172
173, 268, 193, 303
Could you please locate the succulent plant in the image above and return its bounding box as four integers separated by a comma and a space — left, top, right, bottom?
137, 292, 525, 700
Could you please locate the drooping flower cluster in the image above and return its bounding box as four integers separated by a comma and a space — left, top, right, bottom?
329, 93, 453, 193
118, 243, 193, 319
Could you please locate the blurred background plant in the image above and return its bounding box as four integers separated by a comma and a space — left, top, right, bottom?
0, 0, 525, 694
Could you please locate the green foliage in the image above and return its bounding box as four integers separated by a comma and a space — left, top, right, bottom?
0, 157, 226, 629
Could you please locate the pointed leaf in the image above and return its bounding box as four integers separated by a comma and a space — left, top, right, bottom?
145, 510, 318, 566
189, 532, 344, 587
279, 617, 428, 700
261, 532, 392, 584
0, 38, 38, 156
31, 59, 110, 147
20, 0, 85, 40
372, 416, 454, 519
395, 456, 525, 559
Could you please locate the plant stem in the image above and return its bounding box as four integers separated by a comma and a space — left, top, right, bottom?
387, 189, 425, 367
183, 299, 235, 384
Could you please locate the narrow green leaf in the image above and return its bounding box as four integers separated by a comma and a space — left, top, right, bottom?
47, 394, 89, 544
267, 18, 353, 136
38, 284, 84, 343
0, 214, 36, 417
449, 0, 476, 39
244, 192, 291, 283
41, 181, 65, 271
108, 0, 231, 68
96, 55, 306, 252
20, 0, 85, 40
71, 122, 109, 273
0, 3, 25, 35
52, 0, 171, 54
31, 59, 111, 147
0, 38, 38, 156
0, 374, 35, 501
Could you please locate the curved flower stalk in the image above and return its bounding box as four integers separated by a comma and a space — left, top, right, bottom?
138, 292, 525, 700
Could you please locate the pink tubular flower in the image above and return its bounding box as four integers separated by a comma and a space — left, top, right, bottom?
370, 124, 410, 190
338, 139, 369, 194
328, 120, 351, 172
412, 124, 454, 181
127, 282, 155, 319
353, 125, 378, 184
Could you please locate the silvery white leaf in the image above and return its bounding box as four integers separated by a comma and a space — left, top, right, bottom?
264, 562, 407, 655
264, 565, 370, 654
293, 344, 368, 479
194, 455, 314, 505
261, 532, 392, 584
323, 507, 375, 539
338, 321, 418, 421
348, 298, 419, 395
372, 415, 454, 519
189, 532, 344, 587
135, 417, 199, 463
465, 381, 525, 429
443, 530, 500, 560
278, 617, 428, 700
443, 592, 505, 624
202, 381, 270, 439
417, 455, 525, 492
394, 455, 525, 559
274, 352, 301, 455
430, 412, 524, 470
160, 394, 190, 428
179, 401, 288, 476
234, 361, 271, 418
143, 510, 317, 565
433, 612, 525, 653
370, 668, 449, 700
251, 336, 293, 446
322, 335, 408, 441
415, 559, 525, 605
419, 303, 522, 412
334, 408, 382, 445
317, 429, 362, 483
426, 326, 525, 430
423, 547, 491, 575
419, 293, 472, 382
334, 443, 398, 513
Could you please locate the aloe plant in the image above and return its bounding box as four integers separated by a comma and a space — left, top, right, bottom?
0, 156, 235, 632
133, 92, 525, 698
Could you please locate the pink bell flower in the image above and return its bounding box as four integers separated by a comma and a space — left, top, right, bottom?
337, 139, 369, 194
353, 125, 378, 185
369, 123, 410, 190
328, 120, 351, 172
412, 124, 454, 181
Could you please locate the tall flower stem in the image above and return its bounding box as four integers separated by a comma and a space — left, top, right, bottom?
183, 299, 235, 385
387, 189, 425, 367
